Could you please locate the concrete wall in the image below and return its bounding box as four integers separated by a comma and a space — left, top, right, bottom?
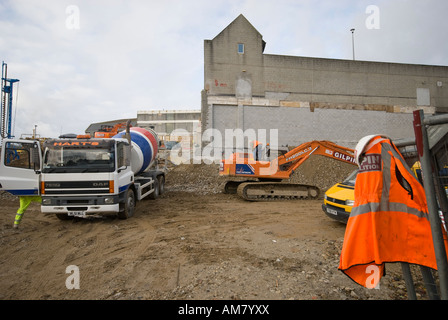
204, 15, 448, 113
204, 97, 418, 151
137, 110, 201, 141
263, 55, 448, 109
202, 15, 448, 159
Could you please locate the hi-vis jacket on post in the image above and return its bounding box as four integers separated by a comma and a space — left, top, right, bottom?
338, 135, 448, 288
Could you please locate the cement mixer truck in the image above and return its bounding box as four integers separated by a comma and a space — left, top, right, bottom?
0, 124, 165, 220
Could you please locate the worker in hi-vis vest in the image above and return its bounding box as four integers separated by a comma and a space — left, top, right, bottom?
339, 135, 448, 288
252, 140, 263, 161
13, 196, 42, 229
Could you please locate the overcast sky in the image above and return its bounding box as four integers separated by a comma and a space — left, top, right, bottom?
1, 0, 447, 138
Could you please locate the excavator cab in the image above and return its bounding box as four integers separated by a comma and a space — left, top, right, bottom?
219, 151, 273, 176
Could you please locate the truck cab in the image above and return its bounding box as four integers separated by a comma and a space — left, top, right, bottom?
1, 136, 164, 220
40, 138, 136, 219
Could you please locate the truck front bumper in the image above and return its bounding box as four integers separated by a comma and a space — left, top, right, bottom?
322, 203, 349, 224
41, 195, 120, 216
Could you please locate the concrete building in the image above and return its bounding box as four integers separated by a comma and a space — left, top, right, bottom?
86, 110, 201, 144
202, 14, 448, 150
137, 110, 201, 142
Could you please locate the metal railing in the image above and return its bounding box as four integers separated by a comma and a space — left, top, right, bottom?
413, 110, 448, 300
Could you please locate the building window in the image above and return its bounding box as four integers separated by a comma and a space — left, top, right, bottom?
238, 43, 244, 54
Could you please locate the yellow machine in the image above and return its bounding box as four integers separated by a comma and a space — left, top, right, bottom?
322, 169, 357, 223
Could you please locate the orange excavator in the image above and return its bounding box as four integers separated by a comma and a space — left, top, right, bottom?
94, 122, 128, 138
219, 140, 357, 201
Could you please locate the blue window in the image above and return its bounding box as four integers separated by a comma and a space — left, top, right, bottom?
238, 43, 244, 54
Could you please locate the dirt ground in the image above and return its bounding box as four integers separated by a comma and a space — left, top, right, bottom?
0, 158, 433, 300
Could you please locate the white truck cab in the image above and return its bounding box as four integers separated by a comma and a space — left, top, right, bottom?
1, 136, 164, 220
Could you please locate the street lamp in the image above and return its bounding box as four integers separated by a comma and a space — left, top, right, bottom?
350, 28, 355, 60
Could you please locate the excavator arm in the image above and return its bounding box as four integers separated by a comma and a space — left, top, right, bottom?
278, 140, 356, 174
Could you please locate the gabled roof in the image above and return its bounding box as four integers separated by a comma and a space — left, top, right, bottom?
213, 14, 266, 52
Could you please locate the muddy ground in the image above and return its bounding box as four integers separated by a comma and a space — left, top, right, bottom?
0, 157, 434, 300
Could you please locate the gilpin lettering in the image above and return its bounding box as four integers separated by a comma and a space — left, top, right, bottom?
334, 152, 356, 163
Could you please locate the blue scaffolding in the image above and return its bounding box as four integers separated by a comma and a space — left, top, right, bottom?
1, 61, 20, 139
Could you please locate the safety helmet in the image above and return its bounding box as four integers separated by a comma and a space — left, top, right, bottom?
354, 134, 390, 167
251, 140, 260, 148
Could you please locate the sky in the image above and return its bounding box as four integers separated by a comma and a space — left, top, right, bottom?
0, 0, 447, 139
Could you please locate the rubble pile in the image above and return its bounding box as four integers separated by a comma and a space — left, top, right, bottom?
288, 155, 356, 195
165, 163, 228, 194
164, 155, 357, 196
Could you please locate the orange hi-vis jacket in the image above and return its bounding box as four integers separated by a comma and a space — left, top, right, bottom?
339, 135, 447, 288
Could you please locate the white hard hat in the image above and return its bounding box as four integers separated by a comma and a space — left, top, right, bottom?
354, 134, 390, 167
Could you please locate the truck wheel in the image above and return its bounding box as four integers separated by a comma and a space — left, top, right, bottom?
157, 175, 165, 195
118, 189, 135, 219
149, 178, 159, 200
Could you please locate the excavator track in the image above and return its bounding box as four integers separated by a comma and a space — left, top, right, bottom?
236, 182, 320, 201
223, 180, 253, 194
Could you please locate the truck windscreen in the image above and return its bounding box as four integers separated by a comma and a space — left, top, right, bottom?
42, 140, 115, 173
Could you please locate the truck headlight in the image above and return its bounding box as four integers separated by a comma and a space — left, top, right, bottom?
345, 199, 355, 206
42, 198, 52, 205
104, 197, 114, 204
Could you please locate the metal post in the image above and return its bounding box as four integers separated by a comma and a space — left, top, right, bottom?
1, 61, 19, 139
1, 61, 7, 139
7, 80, 13, 138
350, 29, 355, 60
413, 109, 448, 300
420, 265, 440, 300
401, 263, 417, 300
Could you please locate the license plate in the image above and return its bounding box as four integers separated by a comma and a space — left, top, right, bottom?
68, 211, 86, 217
326, 208, 338, 215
